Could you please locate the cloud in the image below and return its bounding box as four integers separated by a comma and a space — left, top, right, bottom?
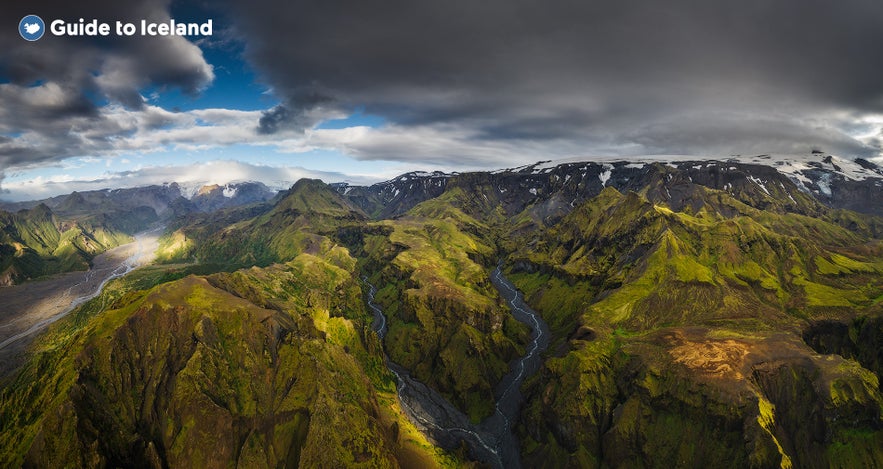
625, 111, 878, 158
285, 124, 593, 169
0, 0, 214, 174
256, 95, 339, 135
1, 1, 214, 98
0, 100, 266, 172
0, 160, 375, 201
5, 0, 883, 200
257, 105, 292, 134
231, 0, 883, 160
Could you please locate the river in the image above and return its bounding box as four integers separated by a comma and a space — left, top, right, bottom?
0, 226, 163, 373
364, 265, 551, 468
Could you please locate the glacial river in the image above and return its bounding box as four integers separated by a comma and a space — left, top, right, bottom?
364, 265, 551, 468
0, 226, 163, 359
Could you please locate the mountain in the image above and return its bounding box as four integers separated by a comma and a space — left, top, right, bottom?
188, 181, 277, 213
335, 153, 883, 219
0, 204, 133, 286
155, 179, 530, 424
335, 153, 883, 467
0, 182, 278, 286
504, 183, 882, 467
337, 171, 452, 219
0, 181, 277, 218
0, 252, 464, 467
156, 179, 367, 267
1, 153, 882, 467
1, 185, 183, 219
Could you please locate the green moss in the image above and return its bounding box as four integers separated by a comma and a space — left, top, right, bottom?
0, 239, 464, 467
795, 277, 860, 307
0, 204, 137, 283
362, 210, 527, 421
827, 427, 883, 469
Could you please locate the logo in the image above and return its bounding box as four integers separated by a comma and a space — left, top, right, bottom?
19, 15, 45, 41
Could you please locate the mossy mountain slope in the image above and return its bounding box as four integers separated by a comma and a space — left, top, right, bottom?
3, 155, 883, 468
156, 178, 532, 424
504, 183, 883, 467
0, 204, 134, 285
358, 199, 529, 422
159, 179, 367, 267
0, 245, 464, 468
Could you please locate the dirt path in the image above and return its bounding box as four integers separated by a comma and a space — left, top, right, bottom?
0, 227, 162, 376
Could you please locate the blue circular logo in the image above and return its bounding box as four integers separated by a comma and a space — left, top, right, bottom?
19, 15, 45, 41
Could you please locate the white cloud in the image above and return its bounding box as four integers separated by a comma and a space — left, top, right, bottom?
281, 123, 645, 170
0, 160, 381, 202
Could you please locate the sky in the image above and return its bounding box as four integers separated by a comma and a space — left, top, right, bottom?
2, 0, 883, 201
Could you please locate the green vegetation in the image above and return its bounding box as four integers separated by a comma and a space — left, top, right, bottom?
3, 165, 883, 467
506, 183, 883, 467
0, 182, 472, 467
0, 204, 136, 285
0, 242, 465, 468
360, 197, 529, 422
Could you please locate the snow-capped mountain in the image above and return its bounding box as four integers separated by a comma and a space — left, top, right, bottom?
334, 153, 883, 218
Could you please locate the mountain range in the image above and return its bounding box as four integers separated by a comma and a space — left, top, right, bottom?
0, 153, 881, 468
0, 182, 275, 285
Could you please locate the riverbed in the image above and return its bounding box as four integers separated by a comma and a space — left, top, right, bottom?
0, 227, 163, 375
364, 265, 550, 468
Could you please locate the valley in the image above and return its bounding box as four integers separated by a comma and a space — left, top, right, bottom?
0, 227, 163, 375
364, 266, 551, 468
0, 153, 881, 467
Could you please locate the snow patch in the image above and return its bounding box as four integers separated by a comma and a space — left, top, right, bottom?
492, 153, 882, 185
748, 176, 770, 196
177, 182, 205, 200
598, 164, 613, 186
816, 173, 832, 197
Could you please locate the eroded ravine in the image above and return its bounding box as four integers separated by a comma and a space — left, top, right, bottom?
363, 265, 550, 468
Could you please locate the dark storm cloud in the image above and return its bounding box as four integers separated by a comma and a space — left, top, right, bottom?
257, 91, 333, 134
1, 0, 213, 98
231, 0, 883, 159
0, 0, 214, 171
257, 105, 291, 135
626, 112, 878, 157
